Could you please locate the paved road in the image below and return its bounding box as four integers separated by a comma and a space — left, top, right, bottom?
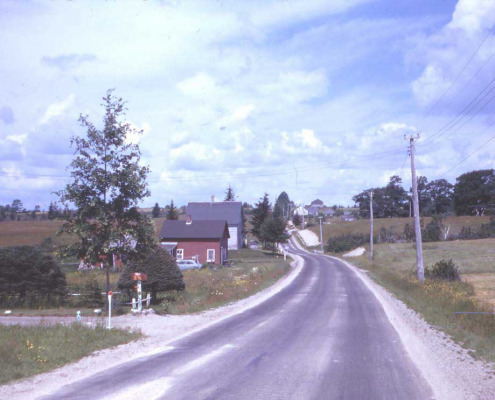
40, 238, 433, 400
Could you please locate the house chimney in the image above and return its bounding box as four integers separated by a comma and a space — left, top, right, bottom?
211, 195, 215, 204
186, 215, 192, 224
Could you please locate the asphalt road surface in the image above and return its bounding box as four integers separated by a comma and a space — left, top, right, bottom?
40, 238, 433, 400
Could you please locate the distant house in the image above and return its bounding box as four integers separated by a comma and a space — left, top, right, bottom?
186, 199, 243, 250
293, 205, 309, 216
159, 218, 230, 265
321, 207, 335, 217
342, 211, 356, 222
305, 206, 320, 216
309, 199, 324, 208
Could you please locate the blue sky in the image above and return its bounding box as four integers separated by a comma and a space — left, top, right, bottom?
0, 0, 494, 210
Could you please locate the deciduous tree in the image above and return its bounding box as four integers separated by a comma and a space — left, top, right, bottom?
56, 90, 156, 291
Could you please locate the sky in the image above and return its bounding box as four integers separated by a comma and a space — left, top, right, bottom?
1, 0, 494, 210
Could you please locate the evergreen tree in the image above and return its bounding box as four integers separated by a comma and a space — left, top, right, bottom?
224, 184, 235, 201
166, 200, 179, 220
56, 90, 156, 291
260, 214, 289, 252
152, 202, 161, 218
251, 193, 271, 240
273, 191, 290, 218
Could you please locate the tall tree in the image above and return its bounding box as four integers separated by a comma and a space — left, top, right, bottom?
11, 199, 24, 213
427, 179, 453, 215
56, 90, 155, 291
273, 191, 290, 219
152, 202, 161, 218
453, 169, 495, 216
251, 193, 271, 240
166, 199, 179, 220
224, 184, 235, 201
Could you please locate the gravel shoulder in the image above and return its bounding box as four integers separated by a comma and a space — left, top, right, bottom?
334, 256, 495, 400
0, 254, 304, 400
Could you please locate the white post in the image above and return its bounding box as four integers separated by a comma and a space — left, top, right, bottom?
137, 280, 142, 311
319, 216, 323, 253
132, 298, 136, 310
146, 293, 151, 307
107, 292, 113, 329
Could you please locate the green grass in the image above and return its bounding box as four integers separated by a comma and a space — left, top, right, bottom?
0, 323, 141, 384
309, 216, 491, 242
154, 248, 292, 315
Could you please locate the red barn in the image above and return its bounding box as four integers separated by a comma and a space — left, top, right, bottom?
159, 218, 230, 265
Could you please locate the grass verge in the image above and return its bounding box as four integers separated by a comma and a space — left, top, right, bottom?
0, 323, 141, 385
349, 251, 495, 363
155, 248, 292, 315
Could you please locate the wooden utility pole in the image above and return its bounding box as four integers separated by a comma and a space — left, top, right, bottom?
369, 190, 374, 261
406, 134, 425, 282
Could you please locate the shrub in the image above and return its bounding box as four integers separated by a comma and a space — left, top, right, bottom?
325, 233, 369, 253
118, 247, 185, 304
81, 278, 104, 308
422, 215, 443, 242
0, 246, 67, 307
425, 259, 460, 281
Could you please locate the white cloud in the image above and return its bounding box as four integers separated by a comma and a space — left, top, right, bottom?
40, 94, 75, 124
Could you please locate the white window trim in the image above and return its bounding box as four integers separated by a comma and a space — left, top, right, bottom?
207, 249, 215, 263
176, 249, 184, 260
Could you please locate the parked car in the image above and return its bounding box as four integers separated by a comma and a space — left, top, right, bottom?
176, 259, 202, 270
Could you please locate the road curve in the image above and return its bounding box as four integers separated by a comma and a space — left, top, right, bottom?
39, 237, 434, 400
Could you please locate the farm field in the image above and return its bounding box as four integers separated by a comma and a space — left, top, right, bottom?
308, 216, 495, 305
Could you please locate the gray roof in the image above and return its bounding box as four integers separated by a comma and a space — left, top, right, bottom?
186, 202, 242, 225
160, 220, 230, 240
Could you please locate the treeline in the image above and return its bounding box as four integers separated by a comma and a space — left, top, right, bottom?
353, 169, 495, 218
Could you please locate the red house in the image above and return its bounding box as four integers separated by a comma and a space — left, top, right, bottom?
159, 218, 230, 265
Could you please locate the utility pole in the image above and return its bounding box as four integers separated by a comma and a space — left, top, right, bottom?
318, 216, 324, 253
369, 190, 373, 261
406, 134, 425, 283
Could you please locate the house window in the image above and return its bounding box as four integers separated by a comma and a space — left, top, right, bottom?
177, 249, 184, 260
207, 249, 215, 263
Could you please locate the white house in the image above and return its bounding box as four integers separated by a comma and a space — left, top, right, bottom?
293, 205, 309, 216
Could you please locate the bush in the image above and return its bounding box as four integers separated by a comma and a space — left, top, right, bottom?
422, 215, 443, 242
425, 259, 460, 281
118, 247, 185, 304
0, 246, 67, 307
325, 233, 369, 253
81, 278, 104, 308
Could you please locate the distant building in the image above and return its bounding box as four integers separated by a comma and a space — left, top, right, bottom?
187, 198, 243, 250
293, 205, 309, 216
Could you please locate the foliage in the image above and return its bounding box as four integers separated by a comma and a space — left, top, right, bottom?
118, 247, 185, 304
224, 184, 235, 201
251, 193, 271, 240
56, 90, 155, 269
259, 214, 289, 251
166, 199, 179, 220
152, 202, 161, 218
292, 213, 302, 226
353, 176, 409, 218
273, 191, 290, 218
453, 169, 495, 216
0, 246, 67, 305
424, 259, 461, 281
325, 233, 369, 253
81, 277, 105, 308
422, 215, 444, 242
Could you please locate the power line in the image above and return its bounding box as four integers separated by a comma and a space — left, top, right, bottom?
443, 133, 495, 175
417, 28, 494, 130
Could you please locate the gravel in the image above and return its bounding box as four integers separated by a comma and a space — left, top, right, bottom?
296, 229, 320, 246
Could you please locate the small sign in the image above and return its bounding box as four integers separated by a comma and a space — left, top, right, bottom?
108, 291, 113, 296
131, 272, 148, 281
